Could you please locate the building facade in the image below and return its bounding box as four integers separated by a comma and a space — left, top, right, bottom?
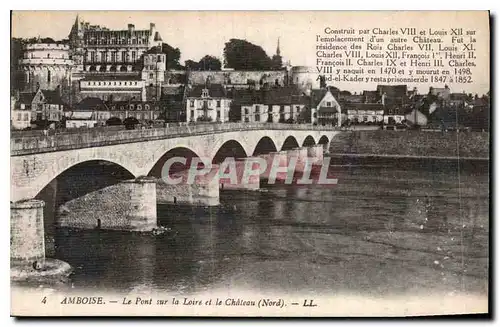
185, 84, 231, 122
17, 88, 65, 123
311, 88, 342, 126
69, 15, 163, 73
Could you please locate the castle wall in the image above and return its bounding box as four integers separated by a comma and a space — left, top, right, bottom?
188, 70, 288, 86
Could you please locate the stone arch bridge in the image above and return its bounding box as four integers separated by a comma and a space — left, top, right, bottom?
10, 123, 340, 268
11, 123, 339, 202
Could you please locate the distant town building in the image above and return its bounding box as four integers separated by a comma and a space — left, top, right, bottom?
11, 96, 31, 130
232, 86, 306, 123
17, 88, 65, 122
65, 97, 163, 128
310, 88, 341, 127
344, 103, 384, 125
185, 84, 231, 122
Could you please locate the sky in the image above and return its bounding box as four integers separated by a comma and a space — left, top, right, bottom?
11, 11, 490, 95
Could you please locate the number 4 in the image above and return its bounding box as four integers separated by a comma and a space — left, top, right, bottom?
41, 296, 47, 304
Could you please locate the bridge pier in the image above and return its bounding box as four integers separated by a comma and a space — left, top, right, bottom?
122, 178, 158, 231
11, 199, 72, 281
58, 177, 157, 231
308, 144, 324, 164
220, 158, 260, 191
287, 147, 309, 172
11, 200, 46, 263
156, 168, 220, 206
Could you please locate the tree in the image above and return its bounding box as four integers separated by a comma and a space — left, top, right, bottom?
197, 55, 222, 71
185, 55, 222, 71
106, 117, 122, 126
11, 38, 24, 92
160, 43, 183, 69
223, 39, 273, 70
184, 60, 198, 71
123, 117, 140, 130
271, 54, 283, 70
319, 75, 327, 89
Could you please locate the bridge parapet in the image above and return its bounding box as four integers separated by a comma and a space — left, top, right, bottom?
11, 123, 339, 156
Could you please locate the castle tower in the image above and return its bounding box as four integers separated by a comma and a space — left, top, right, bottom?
18, 43, 73, 93
142, 48, 166, 101
68, 15, 85, 71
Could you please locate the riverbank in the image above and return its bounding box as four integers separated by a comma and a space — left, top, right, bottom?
329, 130, 490, 159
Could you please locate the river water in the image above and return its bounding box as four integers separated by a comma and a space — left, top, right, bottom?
46, 158, 488, 298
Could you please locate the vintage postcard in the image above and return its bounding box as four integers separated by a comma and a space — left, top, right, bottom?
10, 10, 490, 317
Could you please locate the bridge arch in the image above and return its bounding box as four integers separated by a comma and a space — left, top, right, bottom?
32, 159, 136, 232
280, 135, 300, 151
212, 140, 248, 164
252, 136, 278, 156
302, 135, 316, 147
148, 147, 203, 178
35, 159, 135, 201
12, 153, 142, 202
318, 135, 330, 151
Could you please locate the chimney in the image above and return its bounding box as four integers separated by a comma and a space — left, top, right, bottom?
150, 23, 155, 33
128, 24, 135, 33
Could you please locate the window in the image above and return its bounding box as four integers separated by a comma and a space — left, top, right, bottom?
17, 113, 21, 121
47, 70, 51, 83
20, 104, 25, 110
216, 100, 221, 108
201, 89, 209, 97
137, 104, 142, 110
296, 106, 300, 112
157, 55, 162, 62
244, 108, 249, 115
254, 114, 260, 122
217, 111, 221, 119
280, 106, 284, 113
255, 105, 260, 113
190, 110, 194, 117
326, 101, 332, 107
244, 117, 249, 122
111, 105, 116, 111
111, 52, 116, 62
363, 116, 368, 122
130, 104, 135, 110
149, 73, 154, 79
145, 104, 150, 111
132, 51, 136, 62
190, 100, 195, 108
91, 52, 96, 63
122, 51, 127, 62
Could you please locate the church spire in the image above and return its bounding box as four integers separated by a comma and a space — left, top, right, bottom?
276, 37, 281, 56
